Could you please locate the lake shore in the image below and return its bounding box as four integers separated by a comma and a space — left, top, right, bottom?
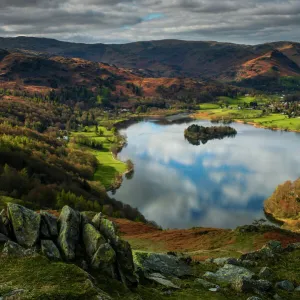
191, 110, 300, 133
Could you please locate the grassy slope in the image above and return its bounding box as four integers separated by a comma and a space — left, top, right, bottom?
194, 96, 300, 132
112, 218, 300, 261
70, 126, 127, 190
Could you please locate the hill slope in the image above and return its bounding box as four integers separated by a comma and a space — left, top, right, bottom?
1, 37, 300, 82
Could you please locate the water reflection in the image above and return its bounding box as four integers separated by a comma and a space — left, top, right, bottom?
110, 119, 300, 229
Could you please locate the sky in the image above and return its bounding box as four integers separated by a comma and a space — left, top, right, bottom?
0, 0, 299, 45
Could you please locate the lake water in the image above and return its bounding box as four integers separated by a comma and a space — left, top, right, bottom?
111, 118, 300, 229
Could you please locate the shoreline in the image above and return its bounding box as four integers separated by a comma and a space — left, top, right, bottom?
191, 112, 300, 133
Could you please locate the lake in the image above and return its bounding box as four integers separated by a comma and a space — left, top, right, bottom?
110, 118, 300, 229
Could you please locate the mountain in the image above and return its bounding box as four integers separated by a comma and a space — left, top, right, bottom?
0, 49, 240, 106
0, 37, 300, 83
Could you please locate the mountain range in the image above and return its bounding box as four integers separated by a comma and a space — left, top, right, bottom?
0, 37, 299, 82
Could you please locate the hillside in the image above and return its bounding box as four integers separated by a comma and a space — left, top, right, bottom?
1, 37, 300, 85
0, 49, 240, 107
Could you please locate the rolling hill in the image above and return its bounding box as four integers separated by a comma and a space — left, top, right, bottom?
0, 37, 299, 84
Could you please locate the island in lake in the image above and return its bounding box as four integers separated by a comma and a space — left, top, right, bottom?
184, 124, 237, 145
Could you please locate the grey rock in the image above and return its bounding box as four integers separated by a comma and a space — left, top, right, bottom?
285, 242, 300, 251
295, 286, 300, 292
7, 203, 41, 247
40, 218, 51, 239
2, 240, 34, 257
41, 240, 61, 260
57, 205, 81, 261
273, 294, 283, 300
133, 251, 192, 278
40, 211, 58, 237
194, 278, 218, 289
203, 264, 254, 284
232, 277, 272, 293
0, 233, 9, 243
259, 267, 274, 280
1, 289, 26, 298
211, 257, 238, 266
247, 297, 262, 300
0, 209, 9, 236
91, 243, 116, 271
275, 280, 294, 292
147, 274, 180, 289
82, 223, 106, 259
209, 287, 220, 292
238, 259, 257, 268
93, 214, 119, 245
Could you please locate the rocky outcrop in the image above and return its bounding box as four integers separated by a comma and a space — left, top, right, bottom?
7, 203, 41, 247
133, 251, 192, 278
0, 204, 138, 288
57, 206, 81, 261
41, 240, 61, 261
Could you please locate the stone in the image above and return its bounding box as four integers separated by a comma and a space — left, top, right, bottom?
275, 280, 294, 292
273, 294, 283, 300
40, 211, 58, 237
203, 264, 254, 284
259, 267, 274, 279
295, 286, 300, 292
238, 259, 257, 268
209, 287, 220, 292
285, 242, 300, 251
91, 243, 116, 274
247, 297, 262, 300
82, 223, 106, 259
264, 241, 282, 252
40, 218, 51, 239
194, 278, 219, 289
0, 209, 9, 236
0, 233, 9, 243
2, 240, 34, 257
93, 214, 119, 245
133, 251, 192, 278
7, 203, 41, 248
1, 289, 25, 298
41, 240, 61, 260
211, 257, 238, 266
57, 205, 81, 261
232, 278, 272, 294
147, 274, 180, 289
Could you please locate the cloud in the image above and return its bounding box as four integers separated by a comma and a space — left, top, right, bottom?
0, 0, 298, 44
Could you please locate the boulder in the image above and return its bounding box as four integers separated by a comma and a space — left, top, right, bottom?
2, 240, 35, 257
57, 205, 81, 261
210, 257, 239, 266
194, 278, 219, 289
91, 243, 116, 275
41, 240, 61, 261
259, 267, 274, 280
275, 280, 294, 292
147, 274, 180, 289
7, 203, 41, 247
0, 209, 9, 236
115, 239, 138, 287
40, 218, 51, 239
0, 233, 9, 243
240, 241, 282, 261
40, 211, 58, 237
92, 214, 119, 244
232, 277, 272, 294
295, 286, 300, 292
133, 251, 192, 278
204, 264, 254, 284
82, 223, 106, 259
247, 297, 262, 300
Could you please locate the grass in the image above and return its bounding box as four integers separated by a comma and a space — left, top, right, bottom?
194, 98, 300, 132
70, 126, 127, 190
0, 196, 29, 210
0, 256, 100, 299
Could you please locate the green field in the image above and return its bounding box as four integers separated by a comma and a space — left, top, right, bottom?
71, 126, 127, 190
196, 96, 300, 132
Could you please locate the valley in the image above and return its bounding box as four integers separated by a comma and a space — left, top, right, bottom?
0, 37, 300, 300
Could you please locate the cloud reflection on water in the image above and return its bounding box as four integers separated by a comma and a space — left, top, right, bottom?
112, 120, 300, 229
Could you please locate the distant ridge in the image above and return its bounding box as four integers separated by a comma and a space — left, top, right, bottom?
0, 36, 299, 81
